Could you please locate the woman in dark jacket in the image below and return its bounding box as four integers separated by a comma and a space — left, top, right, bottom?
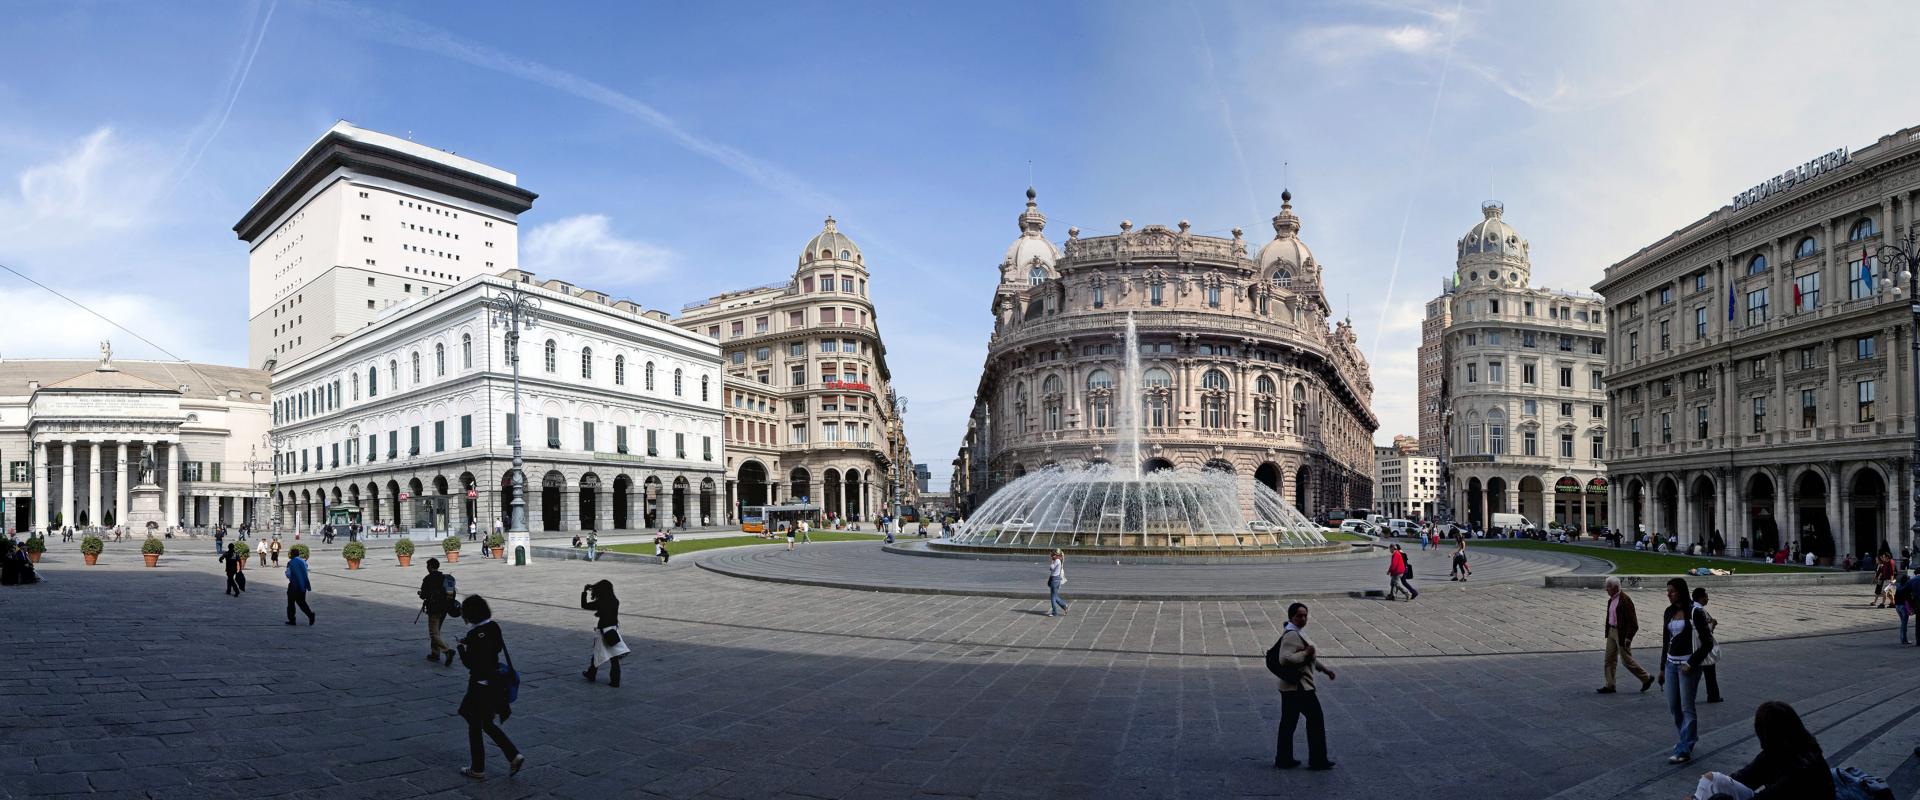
581, 579, 630, 687
455, 595, 524, 780
220, 544, 243, 596
1658, 577, 1715, 764
1695, 700, 1833, 800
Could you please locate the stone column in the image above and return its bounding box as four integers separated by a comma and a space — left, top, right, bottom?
1676, 476, 1692, 547
59, 441, 75, 530
1888, 468, 1903, 555
32, 439, 48, 532
598, 486, 614, 532
115, 442, 129, 526
1825, 463, 1842, 561
88, 441, 102, 529
165, 443, 179, 529
1775, 468, 1794, 552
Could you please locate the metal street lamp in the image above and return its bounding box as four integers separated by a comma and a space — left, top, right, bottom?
1871, 232, 1920, 554
484, 283, 541, 538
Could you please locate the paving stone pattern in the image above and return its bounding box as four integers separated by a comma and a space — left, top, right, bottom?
4, 539, 1917, 799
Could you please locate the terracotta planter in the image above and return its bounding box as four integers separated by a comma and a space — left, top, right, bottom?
446, 551, 460, 562
27, 552, 41, 563
493, 548, 505, 560
143, 553, 159, 567
83, 553, 98, 566
397, 555, 412, 567
347, 559, 362, 570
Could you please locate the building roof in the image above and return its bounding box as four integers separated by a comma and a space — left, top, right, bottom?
0, 359, 269, 401
799, 216, 863, 266
1255, 189, 1314, 274
1003, 187, 1062, 273
1458, 201, 1526, 259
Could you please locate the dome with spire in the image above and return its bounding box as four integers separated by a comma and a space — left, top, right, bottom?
1001, 187, 1062, 278
1256, 189, 1315, 279
1458, 201, 1526, 260
800, 216, 863, 266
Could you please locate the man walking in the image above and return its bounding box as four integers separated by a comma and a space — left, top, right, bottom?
468, 520, 478, 542
1272, 602, 1336, 770
418, 558, 455, 665
1597, 576, 1653, 693
284, 546, 315, 626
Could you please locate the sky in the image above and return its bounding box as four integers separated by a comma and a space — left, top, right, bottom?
4, 0, 1919, 491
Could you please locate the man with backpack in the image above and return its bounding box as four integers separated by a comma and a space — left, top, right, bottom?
1267, 602, 1337, 771
418, 558, 457, 666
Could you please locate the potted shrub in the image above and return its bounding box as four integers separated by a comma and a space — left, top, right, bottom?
232, 540, 251, 569
141, 536, 165, 567
485, 532, 505, 559
80, 535, 103, 565
24, 535, 45, 564
394, 537, 415, 567
289, 543, 310, 560
443, 535, 462, 563
342, 541, 366, 570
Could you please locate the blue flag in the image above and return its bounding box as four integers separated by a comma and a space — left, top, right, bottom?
1727, 280, 1735, 321
1861, 250, 1874, 291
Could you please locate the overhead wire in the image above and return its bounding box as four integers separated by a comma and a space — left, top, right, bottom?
0, 260, 189, 362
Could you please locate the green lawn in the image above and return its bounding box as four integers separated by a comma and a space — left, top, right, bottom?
1475, 538, 1821, 575
1322, 530, 1369, 543
604, 531, 885, 556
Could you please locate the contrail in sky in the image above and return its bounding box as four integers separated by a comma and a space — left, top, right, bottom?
1372, 0, 1463, 354
163, 0, 277, 202
1188, 1, 1262, 222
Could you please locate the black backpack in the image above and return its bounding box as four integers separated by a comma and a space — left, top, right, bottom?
1265, 631, 1304, 683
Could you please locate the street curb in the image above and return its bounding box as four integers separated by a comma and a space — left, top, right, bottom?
881, 540, 1381, 565
1544, 571, 1875, 589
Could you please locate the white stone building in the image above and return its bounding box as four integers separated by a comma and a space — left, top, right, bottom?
0, 351, 271, 534
1422, 202, 1610, 531
235, 121, 536, 370
1375, 444, 1439, 521
265, 271, 725, 534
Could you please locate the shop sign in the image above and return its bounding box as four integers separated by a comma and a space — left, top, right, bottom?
1555, 477, 1582, 494
1587, 477, 1609, 494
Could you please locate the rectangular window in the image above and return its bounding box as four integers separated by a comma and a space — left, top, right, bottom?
1523, 431, 1538, 456
1751, 397, 1767, 433
1522, 363, 1536, 385
1591, 436, 1604, 460
802, 277, 814, 292
1630, 417, 1641, 447
505, 416, 518, 446
1694, 306, 1706, 340
1745, 288, 1769, 326
461, 415, 473, 447
1149, 283, 1164, 305
755, 316, 769, 333
675, 433, 686, 459
1628, 331, 1639, 359
841, 277, 854, 293
1524, 301, 1535, 316
788, 342, 805, 357
368, 434, 377, 461
409, 426, 420, 456
434, 420, 445, 452
1207, 285, 1220, 308
1660, 412, 1672, 443
1560, 432, 1575, 458
1559, 367, 1573, 388
1592, 403, 1604, 418
388, 431, 398, 459
822, 422, 840, 442
790, 424, 807, 443
1694, 273, 1708, 293
1466, 363, 1478, 383
821, 307, 837, 324
703, 436, 713, 461
1523, 399, 1537, 416
1658, 286, 1673, 305
730, 321, 744, 338
755, 347, 771, 361
1752, 357, 1768, 378
791, 366, 806, 386
617, 426, 629, 454
1487, 361, 1503, 384
1092, 284, 1105, 308
1858, 379, 1877, 422
647, 429, 658, 456
1592, 370, 1604, 390
547, 417, 561, 449
1793, 272, 1820, 312
1800, 347, 1816, 369
1857, 335, 1877, 360
1695, 406, 1708, 440
1850, 255, 1874, 299
578, 422, 593, 452
1489, 299, 1501, 314
1658, 319, 1670, 351
1801, 388, 1817, 429
1561, 401, 1574, 417
788, 310, 804, 327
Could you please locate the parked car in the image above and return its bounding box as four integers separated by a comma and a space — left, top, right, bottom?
1387, 519, 1416, 536
1339, 520, 1377, 536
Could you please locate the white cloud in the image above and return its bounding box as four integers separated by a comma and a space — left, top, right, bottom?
522, 214, 676, 287
1, 127, 165, 244
0, 286, 215, 362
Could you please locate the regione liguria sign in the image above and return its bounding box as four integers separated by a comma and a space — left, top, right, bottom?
1731, 146, 1850, 212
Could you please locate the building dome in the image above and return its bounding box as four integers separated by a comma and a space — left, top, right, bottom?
800, 216, 862, 266
1003, 187, 1062, 275
1256, 189, 1314, 275
1458, 201, 1526, 259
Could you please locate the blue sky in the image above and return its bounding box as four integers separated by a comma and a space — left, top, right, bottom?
4, 0, 1918, 490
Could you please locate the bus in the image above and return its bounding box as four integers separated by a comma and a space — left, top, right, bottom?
741, 507, 768, 534
741, 504, 822, 534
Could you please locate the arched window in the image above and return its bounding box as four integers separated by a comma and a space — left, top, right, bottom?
1747, 254, 1767, 275
1487, 408, 1506, 455
1850, 217, 1878, 241
461, 333, 473, 368
701, 375, 710, 401
1013, 382, 1030, 433
435, 343, 445, 376
614, 355, 626, 386
544, 340, 557, 373
1466, 413, 1483, 455
1255, 375, 1277, 432
388, 360, 398, 391
673, 368, 683, 396
645, 361, 655, 391
1040, 374, 1064, 431
1202, 369, 1229, 391
1291, 384, 1307, 436
1029, 266, 1047, 286
411, 351, 421, 382
1795, 237, 1818, 259
1275, 269, 1292, 288
1201, 369, 1229, 429
368, 367, 378, 397
581, 346, 593, 379
350, 373, 360, 400
1086, 369, 1112, 390
1142, 367, 1172, 428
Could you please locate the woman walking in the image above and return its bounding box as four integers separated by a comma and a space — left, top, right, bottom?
1873, 554, 1895, 608
1658, 577, 1715, 764
455, 596, 525, 780
269, 537, 282, 566
1046, 550, 1068, 617
1691, 587, 1722, 704
219, 544, 244, 596
580, 580, 630, 688
1386, 544, 1409, 600
1450, 540, 1470, 582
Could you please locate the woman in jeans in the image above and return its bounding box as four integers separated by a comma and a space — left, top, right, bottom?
1658, 577, 1715, 764
1046, 550, 1068, 617
455, 596, 525, 780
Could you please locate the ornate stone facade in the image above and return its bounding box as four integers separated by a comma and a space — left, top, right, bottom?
953, 189, 1378, 518
1425, 202, 1610, 531
1595, 125, 1920, 560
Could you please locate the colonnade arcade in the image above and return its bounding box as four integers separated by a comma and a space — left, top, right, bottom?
28, 434, 216, 532
1454, 471, 1610, 531
1609, 460, 1907, 560
275, 467, 723, 533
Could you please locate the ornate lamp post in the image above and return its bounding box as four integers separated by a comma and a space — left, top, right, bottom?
1871, 232, 1920, 555
484, 283, 541, 540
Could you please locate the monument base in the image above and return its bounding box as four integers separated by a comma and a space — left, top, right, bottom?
506, 531, 532, 565
125, 483, 167, 532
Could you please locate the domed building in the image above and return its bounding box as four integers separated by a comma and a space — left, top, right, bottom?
1419, 201, 1609, 532
952, 189, 1378, 518
676, 217, 917, 525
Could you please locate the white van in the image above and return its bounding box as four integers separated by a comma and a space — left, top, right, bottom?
1367, 514, 1387, 529
1491, 513, 1532, 534
1387, 519, 1416, 536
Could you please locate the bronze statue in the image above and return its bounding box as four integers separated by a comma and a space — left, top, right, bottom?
138, 445, 154, 485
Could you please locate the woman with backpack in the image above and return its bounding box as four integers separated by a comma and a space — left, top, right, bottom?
455, 595, 524, 780
580, 579, 630, 688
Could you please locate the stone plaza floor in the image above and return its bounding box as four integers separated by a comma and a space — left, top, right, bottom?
5, 538, 1920, 799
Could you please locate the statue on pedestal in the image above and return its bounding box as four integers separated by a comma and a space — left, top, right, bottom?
138, 445, 154, 485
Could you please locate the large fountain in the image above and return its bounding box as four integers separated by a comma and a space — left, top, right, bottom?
944, 314, 1338, 555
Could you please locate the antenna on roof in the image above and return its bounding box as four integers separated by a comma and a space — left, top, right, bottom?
1027, 159, 1034, 188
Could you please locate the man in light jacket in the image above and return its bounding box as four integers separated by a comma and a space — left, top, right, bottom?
1274, 602, 1337, 770
1597, 576, 1654, 693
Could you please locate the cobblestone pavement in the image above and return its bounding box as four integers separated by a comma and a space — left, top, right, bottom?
697, 540, 1603, 600
5, 540, 1917, 799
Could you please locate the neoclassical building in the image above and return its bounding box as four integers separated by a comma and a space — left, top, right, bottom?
1425, 202, 1610, 530
675, 217, 916, 523
1596, 127, 1920, 559
0, 350, 271, 534
267, 270, 726, 533
952, 189, 1377, 517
